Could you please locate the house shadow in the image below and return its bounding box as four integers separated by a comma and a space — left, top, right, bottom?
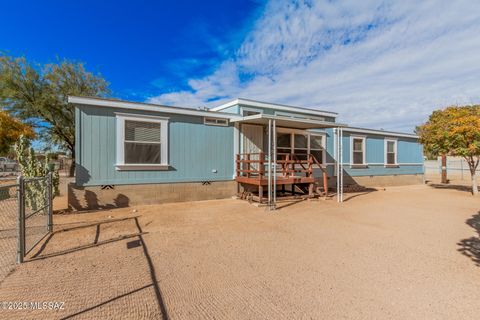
27, 216, 169, 319
341, 187, 378, 202
68, 164, 131, 211
428, 183, 473, 193
457, 211, 480, 267
331, 171, 378, 202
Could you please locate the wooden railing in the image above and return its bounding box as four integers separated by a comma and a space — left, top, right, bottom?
235, 152, 329, 196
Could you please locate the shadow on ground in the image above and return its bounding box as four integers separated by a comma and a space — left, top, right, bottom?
458, 211, 480, 267
342, 188, 378, 202
27, 216, 169, 319
428, 183, 472, 193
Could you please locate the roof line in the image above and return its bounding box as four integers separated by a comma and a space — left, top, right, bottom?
342, 126, 418, 138
210, 98, 338, 117
230, 113, 347, 127
68, 96, 240, 119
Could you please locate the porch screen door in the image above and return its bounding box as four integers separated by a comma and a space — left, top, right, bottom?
242, 124, 263, 172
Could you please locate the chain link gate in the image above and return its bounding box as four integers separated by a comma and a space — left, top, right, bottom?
18, 174, 53, 262
0, 173, 53, 279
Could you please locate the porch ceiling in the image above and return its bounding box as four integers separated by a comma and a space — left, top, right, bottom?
230, 113, 347, 129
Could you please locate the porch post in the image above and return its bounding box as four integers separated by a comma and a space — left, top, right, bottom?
340, 128, 344, 203
267, 119, 272, 208
272, 119, 277, 210
334, 128, 339, 202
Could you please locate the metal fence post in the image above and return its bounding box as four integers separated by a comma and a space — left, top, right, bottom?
16, 176, 25, 264
47, 172, 53, 232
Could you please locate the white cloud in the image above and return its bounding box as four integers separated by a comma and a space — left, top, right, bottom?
148, 0, 480, 132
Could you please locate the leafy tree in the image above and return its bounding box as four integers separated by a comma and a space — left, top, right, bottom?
0, 110, 35, 155
0, 55, 110, 176
417, 105, 480, 195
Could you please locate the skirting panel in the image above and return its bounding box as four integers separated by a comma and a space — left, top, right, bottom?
68, 181, 236, 211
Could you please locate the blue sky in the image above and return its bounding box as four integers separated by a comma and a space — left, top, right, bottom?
2, 0, 480, 133
1, 0, 263, 99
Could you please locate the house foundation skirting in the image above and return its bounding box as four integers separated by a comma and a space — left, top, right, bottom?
68, 180, 237, 211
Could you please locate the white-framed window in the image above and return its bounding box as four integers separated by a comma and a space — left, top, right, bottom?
385, 139, 398, 166
204, 117, 228, 126
350, 136, 366, 166
276, 128, 326, 164
241, 107, 263, 117
115, 113, 169, 170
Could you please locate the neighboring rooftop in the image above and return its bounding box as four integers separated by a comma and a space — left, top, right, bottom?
210, 98, 338, 118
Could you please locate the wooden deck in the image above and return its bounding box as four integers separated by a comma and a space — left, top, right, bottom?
236, 175, 315, 186
235, 152, 328, 203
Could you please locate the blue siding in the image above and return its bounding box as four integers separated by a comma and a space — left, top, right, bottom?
76, 104, 424, 186
218, 105, 239, 114
76, 105, 234, 186
366, 136, 384, 163
398, 139, 424, 163
330, 131, 424, 177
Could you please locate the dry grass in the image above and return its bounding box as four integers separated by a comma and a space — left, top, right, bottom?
1, 184, 479, 319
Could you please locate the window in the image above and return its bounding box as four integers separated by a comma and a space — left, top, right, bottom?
277, 132, 292, 157
116, 113, 168, 170
125, 120, 161, 164
351, 136, 365, 165
275, 111, 325, 122
309, 134, 324, 164
204, 117, 228, 126
385, 139, 397, 165
293, 133, 308, 160
241, 107, 262, 117
243, 110, 260, 116
275, 129, 325, 164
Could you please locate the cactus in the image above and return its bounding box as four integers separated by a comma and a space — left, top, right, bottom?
14, 135, 60, 211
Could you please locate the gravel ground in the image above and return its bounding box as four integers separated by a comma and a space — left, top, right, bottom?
0, 184, 479, 319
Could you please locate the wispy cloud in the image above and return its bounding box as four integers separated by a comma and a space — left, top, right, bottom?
148, 0, 480, 132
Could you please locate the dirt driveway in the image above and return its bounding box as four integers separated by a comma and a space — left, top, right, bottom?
0, 184, 479, 319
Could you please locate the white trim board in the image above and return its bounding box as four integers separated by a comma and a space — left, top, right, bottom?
343, 127, 418, 139
69, 96, 239, 120
211, 98, 338, 118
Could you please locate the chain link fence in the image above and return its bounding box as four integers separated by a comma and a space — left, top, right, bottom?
0, 174, 53, 281
0, 180, 19, 282
425, 157, 480, 181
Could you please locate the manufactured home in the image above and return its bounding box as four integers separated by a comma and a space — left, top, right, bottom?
68, 96, 423, 210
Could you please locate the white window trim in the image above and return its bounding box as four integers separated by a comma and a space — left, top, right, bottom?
204, 117, 228, 126
384, 138, 398, 166
115, 113, 169, 171
350, 135, 366, 166
240, 106, 263, 116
